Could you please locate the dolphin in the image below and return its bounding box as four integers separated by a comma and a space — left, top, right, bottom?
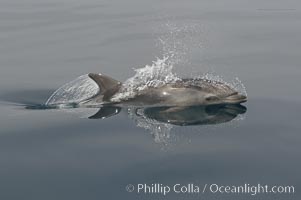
82, 73, 247, 107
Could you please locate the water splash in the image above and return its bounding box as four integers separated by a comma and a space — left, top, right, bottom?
127, 107, 174, 145
45, 74, 99, 106
111, 56, 180, 101
200, 73, 248, 97
155, 21, 204, 68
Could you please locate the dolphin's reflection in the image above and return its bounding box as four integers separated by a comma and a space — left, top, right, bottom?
89, 106, 122, 119
89, 104, 247, 126
88, 104, 246, 144
24, 103, 246, 145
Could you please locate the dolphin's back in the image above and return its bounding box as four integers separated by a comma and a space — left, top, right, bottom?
177, 78, 237, 97
122, 78, 238, 106
122, 84, 208, 107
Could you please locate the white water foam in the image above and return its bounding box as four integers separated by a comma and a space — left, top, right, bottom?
111, 56, 180, 102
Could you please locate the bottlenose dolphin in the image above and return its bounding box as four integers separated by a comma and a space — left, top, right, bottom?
83, 73, 247, 107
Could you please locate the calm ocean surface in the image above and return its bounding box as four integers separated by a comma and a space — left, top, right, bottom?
0, 0, 300, 199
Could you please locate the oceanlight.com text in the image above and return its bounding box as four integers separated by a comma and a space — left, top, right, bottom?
125, 183, 295, 196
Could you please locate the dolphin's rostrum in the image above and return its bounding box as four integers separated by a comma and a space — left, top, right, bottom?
81, 73, 247, 107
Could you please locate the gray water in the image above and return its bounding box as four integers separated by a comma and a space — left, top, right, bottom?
0, 0, 301, 199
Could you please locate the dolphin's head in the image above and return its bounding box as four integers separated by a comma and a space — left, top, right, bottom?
204, 91, 247, 105
194, 79, 247, 105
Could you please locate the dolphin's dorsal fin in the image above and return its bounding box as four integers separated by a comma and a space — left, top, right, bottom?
88, 73, 120, 90
88, 73, 122, 101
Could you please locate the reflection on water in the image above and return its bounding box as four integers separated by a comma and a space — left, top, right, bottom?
23, 102, 247, 144
128, 104, 246, 144
88, 104, 246, 126
141, 104, 246, 126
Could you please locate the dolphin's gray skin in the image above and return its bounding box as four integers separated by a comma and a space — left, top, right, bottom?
85, 73, 247, 107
